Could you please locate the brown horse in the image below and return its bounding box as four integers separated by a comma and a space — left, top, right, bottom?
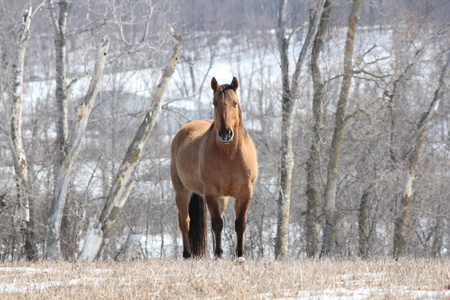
170, 77, 258, 259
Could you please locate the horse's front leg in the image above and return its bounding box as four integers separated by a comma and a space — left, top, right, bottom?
205, 194, 223, 258
234, 188, 252, 258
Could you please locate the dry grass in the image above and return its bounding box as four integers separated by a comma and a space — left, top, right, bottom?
0, 258, 449, 299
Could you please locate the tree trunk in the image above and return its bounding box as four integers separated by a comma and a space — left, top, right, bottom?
393, 50, 450, 259
320, 0, 362, 258
80, 33, 182, 261
275, 0, 292, 260
45, 0, 70, 261
358, 184, 372, 259
115, 231, 141, 262
305, 0, 330, 259
46, 0, 69, 159
79, 220, 103, 262
9, 7, 37, 261
430, 217, 442, 258
47, 35, 110, 260
275, 0, 327, 260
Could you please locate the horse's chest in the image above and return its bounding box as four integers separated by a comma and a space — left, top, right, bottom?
202, 159, 249, 195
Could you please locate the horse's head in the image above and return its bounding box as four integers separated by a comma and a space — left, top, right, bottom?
211, 77, 241, 144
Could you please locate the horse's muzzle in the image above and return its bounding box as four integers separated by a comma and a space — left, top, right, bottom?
218, 129, 234, 144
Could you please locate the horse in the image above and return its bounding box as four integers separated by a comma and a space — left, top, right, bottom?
170, 77, 258, 259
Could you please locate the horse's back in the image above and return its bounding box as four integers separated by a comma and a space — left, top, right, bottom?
171, 119, 212, 155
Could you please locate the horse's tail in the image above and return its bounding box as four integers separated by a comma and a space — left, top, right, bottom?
188, 193, 207, 258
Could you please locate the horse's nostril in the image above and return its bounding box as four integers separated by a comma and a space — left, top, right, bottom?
218, 130, 233, 143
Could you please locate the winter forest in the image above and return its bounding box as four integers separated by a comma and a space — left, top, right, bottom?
0, 0, 449, 262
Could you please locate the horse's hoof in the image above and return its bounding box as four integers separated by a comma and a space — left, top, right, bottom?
183, 249, 191, 259
235, 256, 246, 263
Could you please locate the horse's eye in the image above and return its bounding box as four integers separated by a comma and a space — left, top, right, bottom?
233, 102, 237, 107
213, 102, 217, 107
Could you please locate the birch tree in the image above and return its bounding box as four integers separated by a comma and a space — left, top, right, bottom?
275, 0, 326, 259
320, 0, 362, 258
80, 30, 182, 261
6, 6, 40, 261
45, 0, 164, 260
47, 35, 110, 260
393, 50, 450, 259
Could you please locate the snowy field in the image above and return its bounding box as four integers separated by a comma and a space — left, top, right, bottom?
1, 258, 449, 299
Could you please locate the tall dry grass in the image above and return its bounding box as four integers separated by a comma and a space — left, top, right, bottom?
0, 258, 449, 299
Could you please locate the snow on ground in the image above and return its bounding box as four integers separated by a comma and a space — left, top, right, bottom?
1, 264, 449, 299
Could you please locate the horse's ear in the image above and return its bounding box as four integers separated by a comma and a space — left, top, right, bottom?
231, 77, 239, 91
211, 77, 219, 92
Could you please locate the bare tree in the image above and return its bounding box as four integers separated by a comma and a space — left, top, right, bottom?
275, 0, 327, 259
80, 31, 182, 261
47, 35, 110, 260
393, 50, 450, 259
305, 0, 331, 259
45, 0, 166, 260
44, 0, 70, 261
6, 6, 40, 261
320, 0, 362, 258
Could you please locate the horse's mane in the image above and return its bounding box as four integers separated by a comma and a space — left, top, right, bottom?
218, 84, 234, 94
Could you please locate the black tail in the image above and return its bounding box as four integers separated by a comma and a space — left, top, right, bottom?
188, 193, 207, 258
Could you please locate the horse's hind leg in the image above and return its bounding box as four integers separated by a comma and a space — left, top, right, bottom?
175, 187, 191, 258
209, 197, 227, 258
205, 195, 224, 258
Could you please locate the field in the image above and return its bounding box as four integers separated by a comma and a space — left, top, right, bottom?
1, 258, 449, 299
